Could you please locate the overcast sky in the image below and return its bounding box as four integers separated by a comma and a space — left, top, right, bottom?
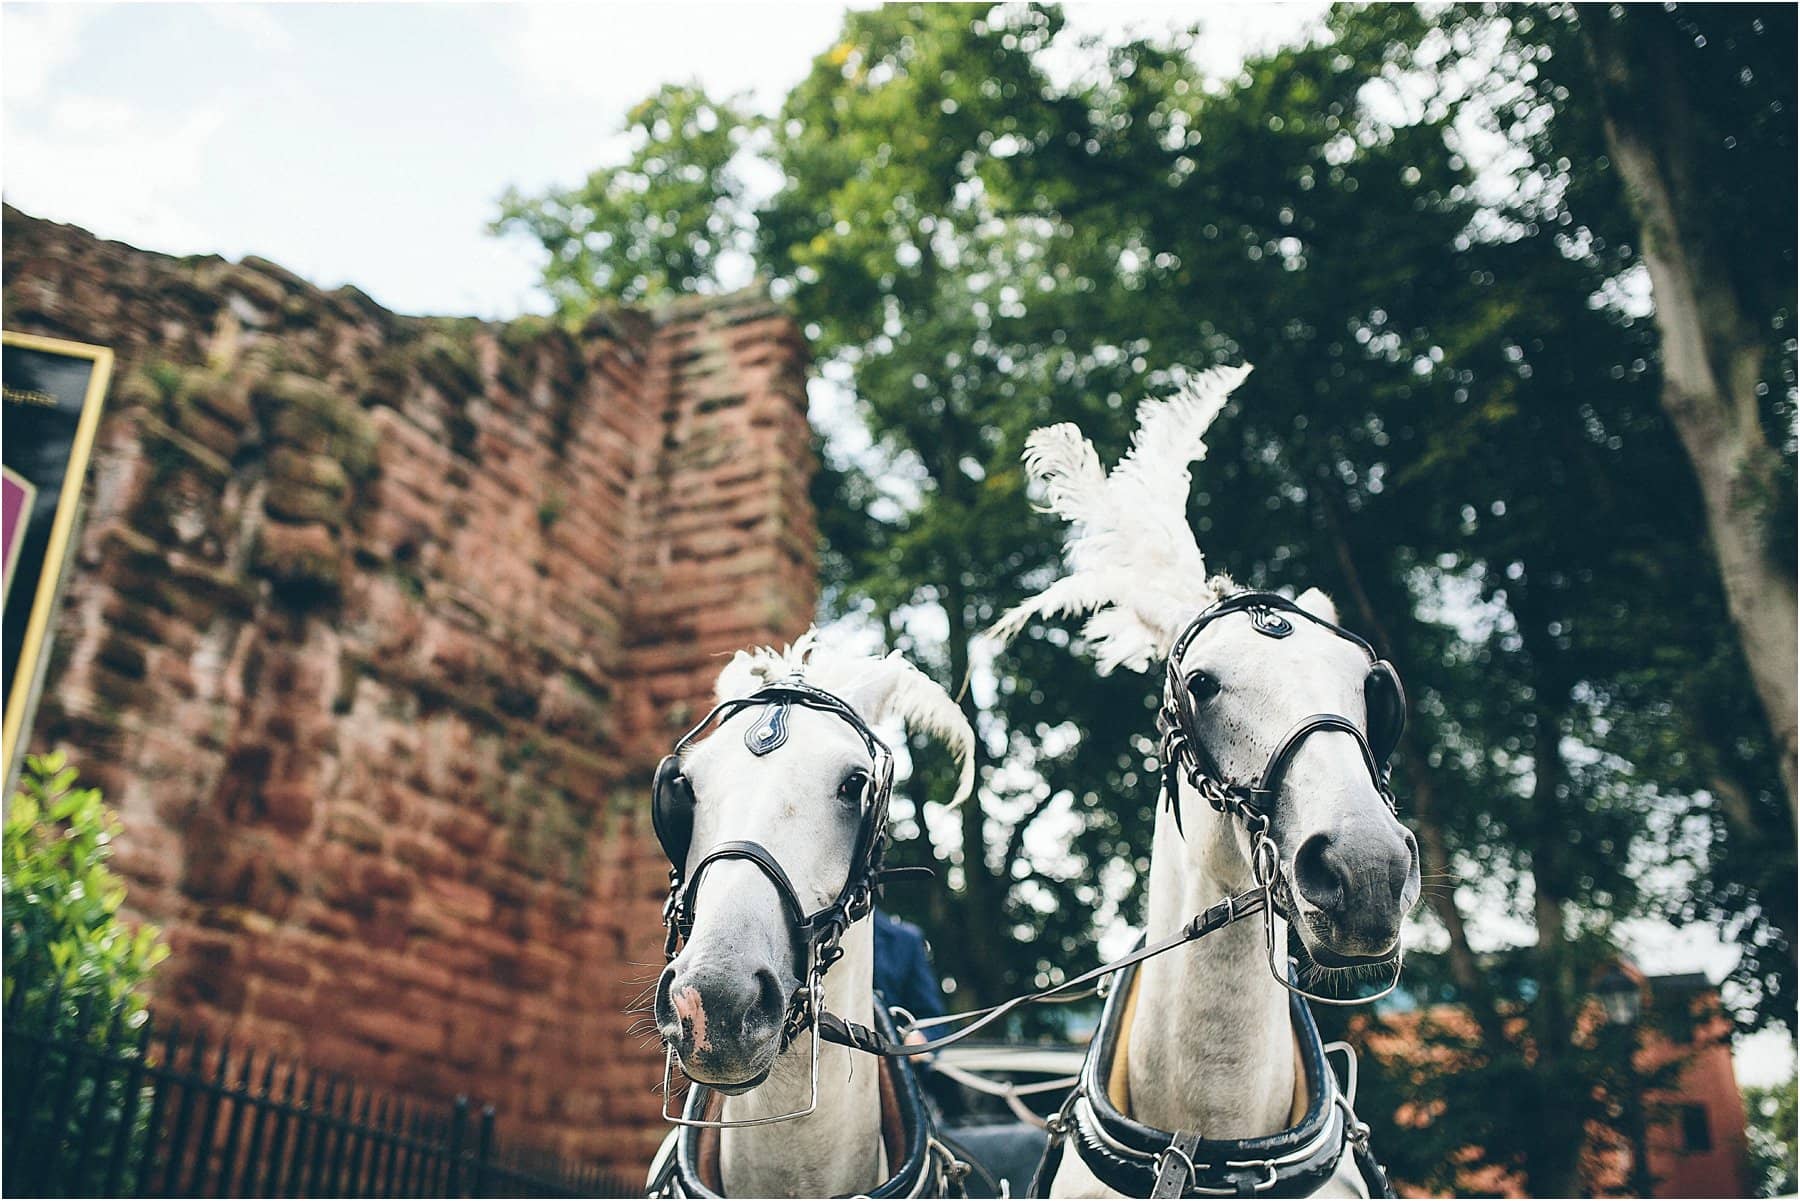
3, 1, 1789, 1082
2, 2, 1322, 317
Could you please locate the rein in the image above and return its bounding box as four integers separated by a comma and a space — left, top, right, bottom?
820, 886, 1268, 1057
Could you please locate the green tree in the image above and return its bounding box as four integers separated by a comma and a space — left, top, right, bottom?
495, 4, 1794, 1190
759, 4, 1146, 1006
1746, 1073, 1798, 1197
493, 83, 757, 312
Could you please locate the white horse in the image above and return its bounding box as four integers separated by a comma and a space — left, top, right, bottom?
646, 633, 976, 1198
988, 365, 1420, 1198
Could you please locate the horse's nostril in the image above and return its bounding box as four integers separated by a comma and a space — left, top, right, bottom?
754, 968, 783, 1021
1294, 832, 1348, 909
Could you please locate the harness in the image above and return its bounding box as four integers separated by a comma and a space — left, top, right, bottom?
1027, 956, 1394, 1198
1155, 590, 1408, 1007
819, 590, 1412, 1063
1017, 591, 1406, 1197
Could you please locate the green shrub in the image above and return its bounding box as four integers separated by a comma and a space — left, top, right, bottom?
3, 751, 167, 1029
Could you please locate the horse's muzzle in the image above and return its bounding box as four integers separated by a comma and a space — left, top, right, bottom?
1288, 821, 1419, 959
655, 960, 788, 1088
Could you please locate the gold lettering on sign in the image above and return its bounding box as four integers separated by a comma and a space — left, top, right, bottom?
4, 387, 59, 408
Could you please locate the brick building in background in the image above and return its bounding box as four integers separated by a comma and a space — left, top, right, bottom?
1372, 966, 1751, 1198
1, 205, 817, 1177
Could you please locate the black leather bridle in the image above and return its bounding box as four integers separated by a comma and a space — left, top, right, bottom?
1155, 590, 1409, 1005
652, 678, 929, 1127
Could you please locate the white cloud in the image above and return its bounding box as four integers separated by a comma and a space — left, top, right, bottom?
206, 4, 292, 55
3, 4, 104, 109
3, 94, 227, 253
507, 3, 853, 115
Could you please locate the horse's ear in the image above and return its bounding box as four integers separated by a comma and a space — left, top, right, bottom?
1295, 588, 1339, 625
827, 654, 976, 807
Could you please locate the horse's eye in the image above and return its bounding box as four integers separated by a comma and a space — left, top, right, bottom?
839, 770, 869, 805
1186, 672, 1221, 705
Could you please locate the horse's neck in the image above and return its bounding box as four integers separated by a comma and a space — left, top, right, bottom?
718, 920, 884, 1197
1124, 786, 1297, 1138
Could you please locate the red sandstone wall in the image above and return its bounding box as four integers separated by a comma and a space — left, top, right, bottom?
0, 205, 816, 1176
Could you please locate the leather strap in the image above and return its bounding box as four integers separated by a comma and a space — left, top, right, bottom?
819, 888, 1266, 1058
684, 841, 812, 928
1150, 1131, 1202, 1198
1048, 953, 1364, 1198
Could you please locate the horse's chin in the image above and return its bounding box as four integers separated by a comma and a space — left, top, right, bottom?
673, 1045, 780, 1095
1300, 938, 1399, 969
697, 1064, 774, 1096
1290, 904, 1401, 968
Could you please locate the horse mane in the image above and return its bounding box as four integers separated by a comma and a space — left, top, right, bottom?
714, 631, 976, 805
985, 364, 1253, 674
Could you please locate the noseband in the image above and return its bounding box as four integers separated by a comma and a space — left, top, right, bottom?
654, 678, 928, 1127
1156, 591, 1409, 1005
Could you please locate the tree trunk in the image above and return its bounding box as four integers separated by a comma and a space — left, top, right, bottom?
1582, 10, 1799, 811
944, 568, 1009, 1007
1513, 587, 1589, 1199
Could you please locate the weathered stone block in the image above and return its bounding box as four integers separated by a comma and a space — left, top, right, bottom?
253, 520, 341, 594
340, 1006, 446, 1057
264, 476, 349, 525
327, 807, 384, 852
261, 781, 318, 832
256, 372, 377, 477
359, 859, 415, 902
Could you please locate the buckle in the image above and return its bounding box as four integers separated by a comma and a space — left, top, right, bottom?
1151, 1143, 1198, 1198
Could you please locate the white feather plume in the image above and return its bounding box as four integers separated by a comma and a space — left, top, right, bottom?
713, 630, 975, 806
714, 629, 821, 700
986, 363, 1252, 673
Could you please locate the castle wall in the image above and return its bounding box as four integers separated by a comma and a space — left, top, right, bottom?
1, 206, 816, 1174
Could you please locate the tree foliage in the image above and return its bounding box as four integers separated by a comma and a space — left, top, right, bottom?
495, 3, 1795, 1190
493, 84, 757, 312
1747, 1073, 1798, 1197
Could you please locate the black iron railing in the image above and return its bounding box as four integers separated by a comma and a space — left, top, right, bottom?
2, 981, 631, 1198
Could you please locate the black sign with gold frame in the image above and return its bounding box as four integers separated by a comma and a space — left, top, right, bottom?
3, 331, 113, 778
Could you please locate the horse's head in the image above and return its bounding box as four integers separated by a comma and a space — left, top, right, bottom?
652, 635, 973, 1092
1169, 588, 1419, 966
986, 364, 1420, 984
